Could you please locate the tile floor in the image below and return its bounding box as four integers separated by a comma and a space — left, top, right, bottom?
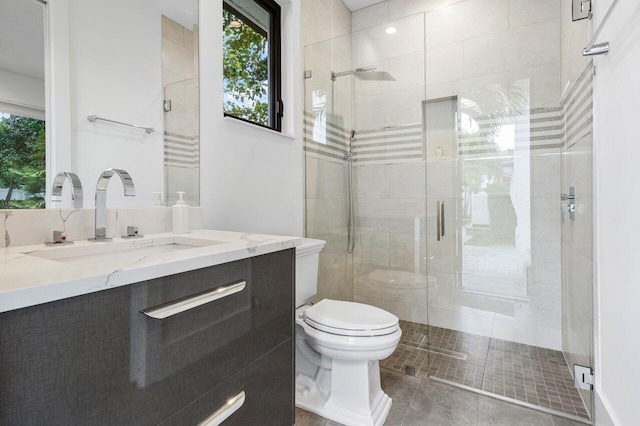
380, 321, 590, 420
295, 368, 588, 426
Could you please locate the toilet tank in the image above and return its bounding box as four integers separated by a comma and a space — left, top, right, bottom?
295, 238, 326, 307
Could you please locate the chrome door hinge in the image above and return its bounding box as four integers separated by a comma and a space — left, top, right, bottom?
304, 70, 312, 79
163, 100, 172, 112
574, 365, 594, 391
561, 186, 576, 221
572, 0, 592, 21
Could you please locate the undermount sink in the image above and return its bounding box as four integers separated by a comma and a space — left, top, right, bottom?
29, 236, 227, 266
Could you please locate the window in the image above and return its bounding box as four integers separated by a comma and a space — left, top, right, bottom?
223, 0, 282, 131
0, 113, 46, 209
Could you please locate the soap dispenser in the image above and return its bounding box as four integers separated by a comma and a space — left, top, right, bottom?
172, 191, 190, 234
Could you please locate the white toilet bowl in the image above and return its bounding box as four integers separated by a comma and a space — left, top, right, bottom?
295, 298, 401, 426
294, 239, 402, 426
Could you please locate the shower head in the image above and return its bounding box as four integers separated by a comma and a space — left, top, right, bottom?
331, 67, 396, 82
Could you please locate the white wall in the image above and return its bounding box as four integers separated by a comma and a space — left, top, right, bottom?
67, 0, 165, 209
199, 0, 304, 237
0, 68, 45, 114
592, 0, 640, 424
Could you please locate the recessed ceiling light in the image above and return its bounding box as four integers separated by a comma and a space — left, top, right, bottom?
229, 20, 242, 29
385, 26, 396, 34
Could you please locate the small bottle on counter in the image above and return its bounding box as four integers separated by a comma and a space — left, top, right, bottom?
172, 191, 190, 234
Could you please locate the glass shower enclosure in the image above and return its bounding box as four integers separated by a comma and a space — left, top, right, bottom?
303, 3, 594, 422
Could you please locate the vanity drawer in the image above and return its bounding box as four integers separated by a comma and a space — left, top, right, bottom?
160, 339, 293, 426
0, 249, 294, 426
131, 249, 294, 390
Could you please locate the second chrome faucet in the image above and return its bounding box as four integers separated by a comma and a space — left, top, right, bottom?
91, 168, 136, 241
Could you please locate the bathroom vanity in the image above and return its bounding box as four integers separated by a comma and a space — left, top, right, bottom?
0, 230, 299, 425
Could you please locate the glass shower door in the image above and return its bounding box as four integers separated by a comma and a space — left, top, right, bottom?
424, 73, 593, 420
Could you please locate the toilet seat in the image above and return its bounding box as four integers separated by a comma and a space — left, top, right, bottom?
304, 299, 399, 337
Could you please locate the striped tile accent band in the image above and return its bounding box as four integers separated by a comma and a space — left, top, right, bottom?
562, 62, 593, 150
305, 60, 593, 165
164, 131, 200, 168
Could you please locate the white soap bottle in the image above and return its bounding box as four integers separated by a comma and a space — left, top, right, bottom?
172, 191, 190, 234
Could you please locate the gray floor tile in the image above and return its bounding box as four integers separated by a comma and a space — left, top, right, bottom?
384, 321, 591, 420
477, 397, 554, 426
381, 367, 421, 404
551, 415, 590, 426
385, 403, 408, 426
403, 376, 481, 425
295, 406, 328, 426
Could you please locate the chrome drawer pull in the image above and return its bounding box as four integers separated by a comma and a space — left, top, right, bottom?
141, 281, 246, 319
198, 391, 246, 426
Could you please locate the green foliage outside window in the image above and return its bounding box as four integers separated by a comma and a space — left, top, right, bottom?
223, 8, 269, 126
0, 115, 46, 209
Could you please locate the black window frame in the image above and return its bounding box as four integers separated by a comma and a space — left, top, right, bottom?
222, 0, 282, 132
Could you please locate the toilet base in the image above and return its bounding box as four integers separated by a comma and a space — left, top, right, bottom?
295, 360, 393, 426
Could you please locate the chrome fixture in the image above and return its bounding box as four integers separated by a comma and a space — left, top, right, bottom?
582, 0, 619, 56
87, 115, 154, 134
51, 171, 83, 209
562, 187, 576, 221
572, 0, 591, 21
196, 390, 246, 426
141, 281, 246, 319
331, 67, 396, 82
45, 230, 73, 246
121, 226, 143, 239
91, 168, 136, 241
574, 365, 594, 391
346, 130, 355, 254
436, 201, 445, 241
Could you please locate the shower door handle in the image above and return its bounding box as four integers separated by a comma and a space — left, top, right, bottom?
437, 201, 445, 241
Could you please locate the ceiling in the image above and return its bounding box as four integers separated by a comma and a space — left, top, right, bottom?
342, 0, 385, 12
0, 0, 45, 80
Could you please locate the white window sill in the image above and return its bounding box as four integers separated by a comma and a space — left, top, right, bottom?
223, 116, 295, 140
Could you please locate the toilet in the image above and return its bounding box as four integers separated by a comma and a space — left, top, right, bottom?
295, 239, 402, 426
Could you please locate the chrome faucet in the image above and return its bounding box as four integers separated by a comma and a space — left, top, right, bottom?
51, 172, 83, 208
91, 168, 135, 241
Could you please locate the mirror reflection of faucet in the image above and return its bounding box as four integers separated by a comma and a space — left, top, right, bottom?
51, 171, 83, 209
90, 168, 136, 242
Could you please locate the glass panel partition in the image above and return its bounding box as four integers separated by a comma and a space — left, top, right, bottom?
349, 13, 428, 325
303, 33, 353, 302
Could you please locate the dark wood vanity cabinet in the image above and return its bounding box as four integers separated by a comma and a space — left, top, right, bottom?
0, 249, 295, 425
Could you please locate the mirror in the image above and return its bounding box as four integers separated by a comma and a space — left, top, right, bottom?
0, 0, 46, 209
0, 0, 200, 209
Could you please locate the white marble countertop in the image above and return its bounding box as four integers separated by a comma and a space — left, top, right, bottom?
0, 229, 302, 314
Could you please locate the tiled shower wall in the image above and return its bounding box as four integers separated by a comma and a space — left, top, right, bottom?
162, 16, 200, 207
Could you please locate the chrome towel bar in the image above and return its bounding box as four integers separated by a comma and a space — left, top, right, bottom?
141, 281, 246, 319
87, 115, 154, 134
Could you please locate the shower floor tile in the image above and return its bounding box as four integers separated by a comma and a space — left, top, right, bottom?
381, 320, 590, 421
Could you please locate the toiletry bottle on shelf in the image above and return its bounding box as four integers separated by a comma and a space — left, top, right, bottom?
152, 192, 164, 207
172, 191, 189, 234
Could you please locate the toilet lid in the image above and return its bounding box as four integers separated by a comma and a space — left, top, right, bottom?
304, 299, 399, 337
